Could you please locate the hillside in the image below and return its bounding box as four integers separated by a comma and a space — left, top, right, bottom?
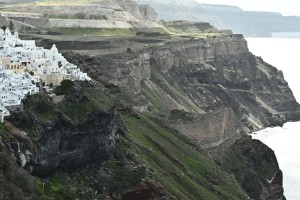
0, 0, 159, 30
0, 1, 297, 200
140, 0, 300, 36
0, 30, 293, 199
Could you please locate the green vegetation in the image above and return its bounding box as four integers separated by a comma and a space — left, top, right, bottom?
57, 101, 95, 120
46, 28, 138, 36
44, 27, 172, 37
31, 112, 247, 199
35, 0, 105, 7
103, 158, 146, 194
44, 13, 108, 20
122, 114, 247, 200
0, 1, 283, 199
8, 82, 113, 127
140, 66, 205, 115
8, 80, 246, 199
0, 123, 14, 140
141, 81, 175, 114
33, 137, 147, 199
35, 175, 77, 200
54, 80, 74, 95
220, 137, 279, 199
54, 83, 112, 121
9, 21, 15, 32
161, 21, 221, 39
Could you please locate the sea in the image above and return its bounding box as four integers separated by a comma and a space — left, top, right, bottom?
247, 34, 300, 200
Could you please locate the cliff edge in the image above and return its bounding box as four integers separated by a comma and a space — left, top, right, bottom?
0, 2, 297, 199
0, 0, 160, 30
53, 32, 297, 199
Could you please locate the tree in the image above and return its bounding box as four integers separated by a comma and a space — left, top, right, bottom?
9, 21, 14, 32
54, 80, 74, 95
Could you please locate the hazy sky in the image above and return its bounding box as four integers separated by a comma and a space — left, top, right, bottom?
195, 0, 300, 16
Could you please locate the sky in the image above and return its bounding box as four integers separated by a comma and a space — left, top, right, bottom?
195, 0, 300, 16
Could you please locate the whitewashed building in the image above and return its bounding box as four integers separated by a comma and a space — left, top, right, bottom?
0, 63, 39, 122
0, 28, 91, 86
0, 28, 91, 122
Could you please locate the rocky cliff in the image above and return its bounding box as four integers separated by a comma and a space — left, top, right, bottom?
55, 33, 298, 199
0, 0, 160, 30
0, 4, 297, 198
64, 33, 300, 133
0, 136, 41, 200
0, 81, 251, 200
220, 136, 285, 200
140, 0, 300, 37
2, 82, 125, 175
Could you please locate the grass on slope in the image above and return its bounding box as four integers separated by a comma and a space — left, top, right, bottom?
45, 27, 171, 38
123, 114, 247, 200
141, 66, 205, 115
35, 0, 105, 6
46, 28, 138, 36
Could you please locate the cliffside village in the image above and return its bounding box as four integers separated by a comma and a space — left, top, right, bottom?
0, 28, 91, 123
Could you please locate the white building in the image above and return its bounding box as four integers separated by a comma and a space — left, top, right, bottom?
0, 28, 91, 122
0, 63, 39, 122
0, 28, 91, 86
0, 104, 10, 123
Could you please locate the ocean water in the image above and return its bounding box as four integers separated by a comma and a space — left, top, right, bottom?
247, 37, 300, 200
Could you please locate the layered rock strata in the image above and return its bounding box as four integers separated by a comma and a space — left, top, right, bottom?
58, 34, 298, 199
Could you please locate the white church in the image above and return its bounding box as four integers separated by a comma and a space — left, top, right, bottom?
0, 28, 91, 122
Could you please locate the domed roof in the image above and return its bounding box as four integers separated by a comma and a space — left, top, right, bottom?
51, 44, 58, 53
5, 28, 11, 36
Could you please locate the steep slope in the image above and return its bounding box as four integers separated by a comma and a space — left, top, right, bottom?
56, 33, 297, 199
62, 34, 300, 134
0, 137, 41, 200
0, 81, 250, 199
0, 33, 292, 199
0, 0, 160, 30
220, 137, 285, 200
0, 29, 292, 199
0, 1, 297, 199
11, 82, 125, 173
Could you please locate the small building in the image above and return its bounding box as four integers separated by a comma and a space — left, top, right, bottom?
0, 104, 10, 123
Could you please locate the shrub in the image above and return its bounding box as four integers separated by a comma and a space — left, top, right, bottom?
54, 80, 74, 95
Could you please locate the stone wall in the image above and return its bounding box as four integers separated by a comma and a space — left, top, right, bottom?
172, 107, 243, 150
39, 74, 64, 86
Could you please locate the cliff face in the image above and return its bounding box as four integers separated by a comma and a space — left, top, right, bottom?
0, 83, 251, 199
10, 110, 121, 175
0, 137, 40, 200
140, 0, 300, 37
0, 8, 296, 197
221, 137, 285, 200
4, 83, 125, 175
172, 108, 243, 150
118, 0, 158, 21
1, 0, 160, 29
58, 33, 299, 199
66, 33, 300, 134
